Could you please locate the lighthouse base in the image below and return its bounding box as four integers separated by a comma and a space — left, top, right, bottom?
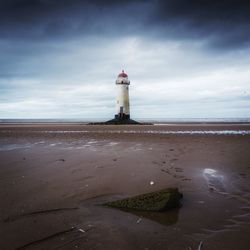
105, 116, 140, 125
115, 113, 130, 120
88, 114, 152, 125
88, 118, 152, 125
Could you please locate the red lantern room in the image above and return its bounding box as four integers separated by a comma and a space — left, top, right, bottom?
118, 70, 128, 78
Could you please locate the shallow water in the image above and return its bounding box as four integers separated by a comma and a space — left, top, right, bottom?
0, 143, 31, 151
39, 129, 250, 135
1, 129, 250, 135
0, 138, 119, 152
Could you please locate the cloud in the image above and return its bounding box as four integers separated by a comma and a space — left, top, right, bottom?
0, 0, 148, 41
152, 0, 250, 49
1, 0, 250, 49
1, 37, 250, 118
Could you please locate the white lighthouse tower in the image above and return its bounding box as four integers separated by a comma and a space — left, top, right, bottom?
115, 70, 130, 120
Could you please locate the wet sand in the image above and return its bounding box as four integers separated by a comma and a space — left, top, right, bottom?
0, 124, 250, 250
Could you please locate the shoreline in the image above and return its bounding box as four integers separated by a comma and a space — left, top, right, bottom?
1, 121, 250, 125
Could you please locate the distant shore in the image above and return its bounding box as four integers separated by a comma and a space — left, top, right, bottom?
1, 118, 250, 125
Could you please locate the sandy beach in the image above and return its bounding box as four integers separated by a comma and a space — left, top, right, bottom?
0, 123, 250, 250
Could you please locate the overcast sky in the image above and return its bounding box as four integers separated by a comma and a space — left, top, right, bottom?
0, 0, 250, 119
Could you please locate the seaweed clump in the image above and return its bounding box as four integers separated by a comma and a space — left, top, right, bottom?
104, 188, 183, 212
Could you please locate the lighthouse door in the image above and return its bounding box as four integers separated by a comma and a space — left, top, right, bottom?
120, 107, 123, 118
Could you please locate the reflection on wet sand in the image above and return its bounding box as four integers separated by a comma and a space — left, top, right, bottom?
203, 168, 225, 192
120, 208, 180, 226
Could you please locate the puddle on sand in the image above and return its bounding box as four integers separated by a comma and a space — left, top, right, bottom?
33, 141, 45, 145
106, 142, 119, 147
0, 143, 31, 151
203, 168, 225, 192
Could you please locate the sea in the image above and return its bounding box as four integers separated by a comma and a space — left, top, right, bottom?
1, 118, 250, 124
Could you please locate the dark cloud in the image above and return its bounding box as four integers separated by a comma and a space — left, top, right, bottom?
153, 0, 250, 48
0, 0, 250, 49
0, 0, 147, 40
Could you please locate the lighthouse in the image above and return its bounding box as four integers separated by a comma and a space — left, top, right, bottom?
89, 70, 148, 125
92, 70, 141, 125
89, 70, 152, 125
115, 70, 130, 120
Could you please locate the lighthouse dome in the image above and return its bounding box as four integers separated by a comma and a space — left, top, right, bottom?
118, 70, 128, 78
116, 70, 130, 85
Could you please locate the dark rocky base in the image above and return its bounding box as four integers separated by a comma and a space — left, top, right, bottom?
104, 188, 183, 212
105, 118, 140, 125
89, 118, 152, 125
